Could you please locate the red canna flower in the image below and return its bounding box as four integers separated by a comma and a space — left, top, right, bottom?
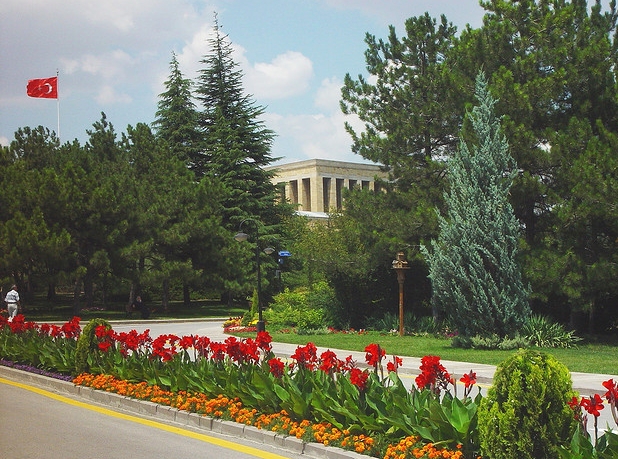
151, 334, 179, 362
603, 379, 618, 404
568, 396, 581, 410
256, 331, 272, 353
350, 368, 369, 391
319, 350, 342, 375
415, 355, 452, 395
364, 343, 385, 368
386, 356, 403, 373
98, 341, 112, 352
581, 394, 605, 417
239, 338, 260, 364
179, 335, 197, 350
95, 324, 110, 339
50, 324, 63, 338
9, 315, 34, 333
291, 342, 318, 371
460, 371, 477, 388
209, 342, 227, 361
341, 355, 357, 372
195, 336, 211, 358
268, 358, 285, 378
61, 316, 81, 339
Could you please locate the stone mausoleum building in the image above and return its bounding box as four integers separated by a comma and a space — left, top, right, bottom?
267, 159, 387, 219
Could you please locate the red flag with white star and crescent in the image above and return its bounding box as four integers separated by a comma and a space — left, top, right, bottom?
26, 77, 58, 99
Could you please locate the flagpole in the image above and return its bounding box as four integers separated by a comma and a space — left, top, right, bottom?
56, 69, 60, 142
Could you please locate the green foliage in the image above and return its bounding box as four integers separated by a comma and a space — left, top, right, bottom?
241, 289, 259, 326
478, 349, 577, 459
153, 51, 199, 163
560, 426, 618, 459
74, 318, 111, 375
336, 0, 618, 334
423, 73, 530, 338
522, 315, 582, 349
452, 334, 529, 350
265, 282, 336, 330
193, 16, 280, 224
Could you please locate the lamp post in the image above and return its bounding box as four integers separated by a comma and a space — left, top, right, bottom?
392, 251, 410, 337
234, 219, 274, 333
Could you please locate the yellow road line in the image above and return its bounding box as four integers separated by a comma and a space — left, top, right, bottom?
0, 377, 290, 459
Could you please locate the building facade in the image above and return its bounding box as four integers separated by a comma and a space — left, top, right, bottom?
267, 159, 387, 217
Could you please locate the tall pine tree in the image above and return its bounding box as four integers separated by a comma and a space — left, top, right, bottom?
422, 73, 530, 338
153, 51, 200, 164
194, 15, 280, 228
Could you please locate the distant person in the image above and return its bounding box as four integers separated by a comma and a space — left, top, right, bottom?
5, 285, 20, 322
133, 295, 150, 319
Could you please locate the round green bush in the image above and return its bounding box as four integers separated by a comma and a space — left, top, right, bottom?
477, 349, 577, 459
74, 318, 111, 375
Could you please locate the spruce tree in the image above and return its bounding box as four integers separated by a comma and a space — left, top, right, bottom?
194, 15, 279, 228
422, 72, 530, 338
153, 51, 199, 164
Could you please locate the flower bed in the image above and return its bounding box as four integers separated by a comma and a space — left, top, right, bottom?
2, 314, 618, 458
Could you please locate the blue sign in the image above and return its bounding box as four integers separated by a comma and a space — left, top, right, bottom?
278, 251, 291, 257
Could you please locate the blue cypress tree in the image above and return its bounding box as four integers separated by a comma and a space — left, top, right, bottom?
422, 72, 530, 338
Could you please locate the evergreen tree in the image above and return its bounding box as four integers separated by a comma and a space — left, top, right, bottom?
121, 123, 226, 310
0, 127, 71, 297
153, 51, 199, 163
194, 15, 280, 228
422, 73, 530, 338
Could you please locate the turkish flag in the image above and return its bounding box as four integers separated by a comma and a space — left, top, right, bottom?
26, 77, 58, 99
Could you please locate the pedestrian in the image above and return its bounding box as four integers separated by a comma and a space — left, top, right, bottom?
5, 284, 20, 322
133, 295, 150, 319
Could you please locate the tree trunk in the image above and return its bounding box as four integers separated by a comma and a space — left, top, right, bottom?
47, 283, 56, 301
162, 278, 170, 313
183, 283, 190, 306
588, 300, 596, 335
84, 269, 95, 308
72, 276, 81, 317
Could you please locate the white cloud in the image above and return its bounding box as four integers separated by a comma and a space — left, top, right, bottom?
62, 50, 133, 79
264, 109, 367, 164
81, 1, 136, 32
95, 85, 132, 105
176, 25, 314, 101
177, 24, 215, 79
0, 136, 9, 147
314, 77, 343, 111
243, 51, 314, 100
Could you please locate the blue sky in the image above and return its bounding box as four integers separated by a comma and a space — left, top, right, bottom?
1, 0, 486, 164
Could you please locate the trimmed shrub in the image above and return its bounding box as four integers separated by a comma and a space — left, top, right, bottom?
265, 282, 335, 330
478, 349, 577, 459
452, 334, 529, 350
74, 318, 111, 375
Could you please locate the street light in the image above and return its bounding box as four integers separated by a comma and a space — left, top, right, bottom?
392, 251, 410, 337
234, 219, 274, 333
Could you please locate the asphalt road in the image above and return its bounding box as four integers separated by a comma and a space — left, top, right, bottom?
0, 375, 308, 459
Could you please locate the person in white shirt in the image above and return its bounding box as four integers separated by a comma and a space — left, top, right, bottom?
5, 285, 20, 322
